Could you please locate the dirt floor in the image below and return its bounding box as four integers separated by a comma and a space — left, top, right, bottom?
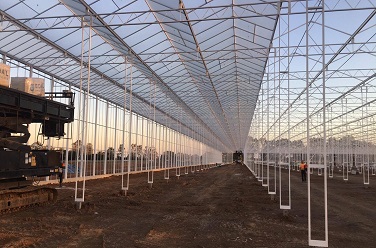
0, 164, 375, 248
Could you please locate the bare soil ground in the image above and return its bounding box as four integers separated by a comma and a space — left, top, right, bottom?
0, 164, 375, 248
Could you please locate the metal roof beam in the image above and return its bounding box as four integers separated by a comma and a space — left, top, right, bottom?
58, 0, 226, 149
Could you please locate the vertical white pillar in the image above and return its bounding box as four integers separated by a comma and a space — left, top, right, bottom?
164, 122, 170, 180
64, 84, 72, 180
287, 3, 291, 209
158, 124, 161, 170
147, 80, 154, 186
364, 86, 370, 185
306, 1, 328, 246
113, 106, 117, 174
103, 101, 109, 174
135, 114, 138, 172
92, 96, 98, 176
185, 134, 188, 174
126, 62, 133, 190
141, 116, 144, 171
45, 77, 54, 182
75, 14, 92, 207
121, 56, 128, 192
152, 84, 156, 174
264, 62, 269, 188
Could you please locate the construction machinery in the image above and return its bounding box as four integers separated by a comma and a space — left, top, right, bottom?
0, 85, 74, 211
233, 150, 244, 164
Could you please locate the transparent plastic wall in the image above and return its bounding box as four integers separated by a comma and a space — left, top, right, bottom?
5, 58, 223, 182
222, 153, 233, 164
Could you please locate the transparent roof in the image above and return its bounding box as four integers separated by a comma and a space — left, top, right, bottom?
0, 0, 279, 151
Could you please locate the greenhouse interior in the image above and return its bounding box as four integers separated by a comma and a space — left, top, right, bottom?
0, 0, 375, 247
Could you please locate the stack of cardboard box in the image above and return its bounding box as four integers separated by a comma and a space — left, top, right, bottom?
0, 63, 10, 87
0, 63, 45, 97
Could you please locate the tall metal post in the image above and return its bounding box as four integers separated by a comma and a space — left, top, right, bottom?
103, 101, 109, 174
92, 96, 98, 176
152, 81, 156, 174
126, 62, 133, 190
135, 114, 138, 172
64, 84, 72, 180
287, 1, 291, 209
264, 63, 269, 187
158, 124, 161, 170
306, 1, 328, 246
121, 56, 128, 193
113, 106, 117, 174
140, 116, 144, 171
147, 80, 154, 186
75, 14, 92, 208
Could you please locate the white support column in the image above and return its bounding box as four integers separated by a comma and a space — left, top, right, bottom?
268, 46, 277, 196
25, 65, 33, 147
287, 3, 291, 209
121, 57, 129, 194
158, 124, 161, 170
343, 99, 349, 181
185, 134, 188, 174
134, 114, 139, 171
199, 132, 201, 168
127, 63, 133, 189
306, 1, 328, 246
263, 64, 269, 187
64, 84, 72, 180
202, 131, 204, 170
279, 1, 291, 210
141, 116, 144, 171
164, 120, 170, 180
147, 80, 154, 186
146, 113, 150, 180
152, 87, 156, 173
45, 76, 54, 182
166, 125, 170, 179
75, 14, 92, 208
205, 132, 209, 169
121, 96, 126, 191
179, 108, 182, 175
363, 86, 370, 186
329, 107, 334, 179
103, 101, 109, 174
113, 106, 117, 174
191, 128, 196, 172
176, 127, 181, 177
92, 96, 98, 176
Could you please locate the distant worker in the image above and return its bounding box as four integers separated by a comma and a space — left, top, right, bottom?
300, 160, 307, 182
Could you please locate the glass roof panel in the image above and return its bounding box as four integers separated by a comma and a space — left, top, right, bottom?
0, 0, 282, 151
0, 1, 19, 11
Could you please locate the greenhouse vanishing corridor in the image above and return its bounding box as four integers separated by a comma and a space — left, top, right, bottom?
0, 0, 375, 247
